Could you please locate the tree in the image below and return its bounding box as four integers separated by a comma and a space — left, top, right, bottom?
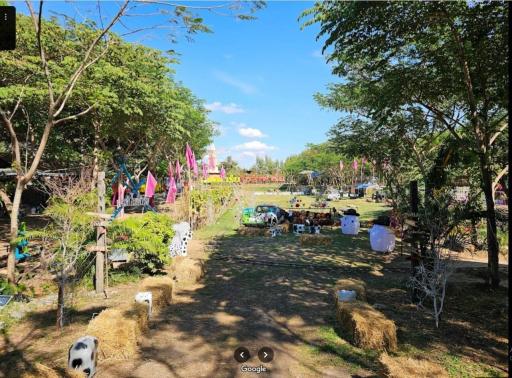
0, 0, 264, 283
220, 156, 242, 175
32, 173, 95, 328
303, 1, 507, 287
251, 155, 282, 175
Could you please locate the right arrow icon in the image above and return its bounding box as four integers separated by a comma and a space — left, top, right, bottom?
258, 347, 274, 363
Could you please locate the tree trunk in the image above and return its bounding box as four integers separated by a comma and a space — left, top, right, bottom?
7, 182, 24, 283
56, 277, 65, 329
480, 158, 500, 288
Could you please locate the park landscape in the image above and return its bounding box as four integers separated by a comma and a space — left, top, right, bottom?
0, 1, 509, 378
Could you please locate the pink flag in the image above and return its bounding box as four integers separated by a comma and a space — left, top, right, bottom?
144, 171, 157, 198
117, 184, 126, 216
185, 143, 194, 170
202, 161, 209, 178
220, 166, 226, 180
352, 158, 358, 171
166, 176, 177, 204
175, 160, 182, 181
191, 151, 199, 177
361, 157, 367, 165
339, 160, 344, 171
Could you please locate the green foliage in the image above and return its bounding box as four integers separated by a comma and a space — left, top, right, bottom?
191, 185, 235, 216
283, 143, 342, 176
0, 279, 26, 295
109, 212, 174, 274
250, 155, 283, 174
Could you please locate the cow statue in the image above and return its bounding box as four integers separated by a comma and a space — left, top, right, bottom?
68, 335, 98, 377
135, 291, 153, 318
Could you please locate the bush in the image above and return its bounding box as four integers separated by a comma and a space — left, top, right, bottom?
190, 185, 235, 223
110, 212, 174, 274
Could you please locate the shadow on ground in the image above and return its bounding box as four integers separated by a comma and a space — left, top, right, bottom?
103, 229, 507, 377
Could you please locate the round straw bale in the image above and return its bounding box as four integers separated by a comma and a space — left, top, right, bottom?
333, 278, 367, 302
379, 353, 449, 378
139, 276, 174, 312
336, 300, 397, 351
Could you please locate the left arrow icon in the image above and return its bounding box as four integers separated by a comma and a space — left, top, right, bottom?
234, 347, 250, 363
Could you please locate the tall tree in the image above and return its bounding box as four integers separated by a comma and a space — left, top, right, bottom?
303, 1, 507, 287
0, 0, 264, 283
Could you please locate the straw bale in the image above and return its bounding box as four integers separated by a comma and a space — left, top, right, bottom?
379, 353, 449, 378
280, 222, 292, 233
336, 300, 397, 351
139, 276, 174, 312
86, 304, 142, 360
237, 226, 267, 236
333, 278, 367, 302
19, 363, 59, 378
299, 234, 332, 246
172, 257, 205, 284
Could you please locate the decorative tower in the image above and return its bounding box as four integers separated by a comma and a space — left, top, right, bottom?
206, 144, 219, 173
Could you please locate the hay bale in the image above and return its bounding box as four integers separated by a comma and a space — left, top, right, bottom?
280, 222, 292, 233
299, 234, 332, 246
19, 363, 59, 378
333, 278, 367, 302
237, 226, 267, 236
379, 353, 448, 378
86, 302, 145, 360
172, 257, 205, 283
139, 276, 173, 312
336, 300, 397, 351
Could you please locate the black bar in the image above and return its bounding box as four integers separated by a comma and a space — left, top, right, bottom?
0, 6, 16, 51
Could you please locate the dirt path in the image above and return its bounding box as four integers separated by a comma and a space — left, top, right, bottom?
98, 237, 370, 378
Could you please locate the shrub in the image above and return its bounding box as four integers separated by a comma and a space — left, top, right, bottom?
110, 212, 174, 273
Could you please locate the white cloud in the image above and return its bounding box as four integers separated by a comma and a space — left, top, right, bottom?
238, 127, 266, 138
205, 101, 245, 114
213, 70, 257, 95
234, 141, 276, 151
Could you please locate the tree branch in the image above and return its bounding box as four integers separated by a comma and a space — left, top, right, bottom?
53, 1, 129, 117
0, 107, 22, 171
489, 120, 508, 146
26, 0, 55, 107
54, 104, 96, 126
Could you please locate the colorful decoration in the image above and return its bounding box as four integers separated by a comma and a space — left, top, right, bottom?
202, 161, 209, 178
166, 176, 177, 204
220, 166, 226, 180
185, 143, 194, 170
117, 184, 126, 217
191, 150, 199, 177
352, 158, 358, 171
144, 171, 157, 198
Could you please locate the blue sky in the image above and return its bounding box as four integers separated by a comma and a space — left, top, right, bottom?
15, 1, 340, 168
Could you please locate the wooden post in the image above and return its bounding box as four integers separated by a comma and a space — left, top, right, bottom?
95, 171, 106, 294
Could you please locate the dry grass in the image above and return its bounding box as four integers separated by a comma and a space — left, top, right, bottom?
171, 257, 205, 284
299, 234, 332, 246
336, 300, 397, 352
139, 276, 174, 313
18, 363, 84, 378
333, 278, 367, 302
379, 353, 449, 378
